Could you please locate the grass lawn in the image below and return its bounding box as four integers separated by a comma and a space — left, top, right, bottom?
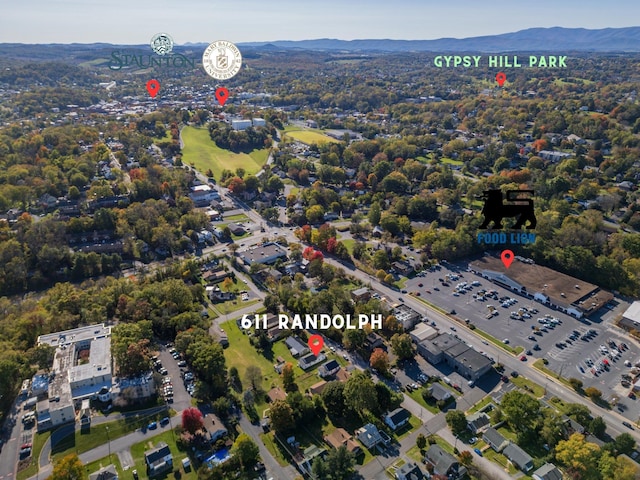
17, 431, 51, 480
51, 408, 171, 462
532, 359, 573, 388
466, 396, 493, 415
441, 156, 464, 166
483, 447, 518, 475
280, 127, 339, 145
510, 376, 546, 398
212, 298, 260, 316
405, 387, 443, 415
259, 432, 290, 466
181, 126, 268, 180
221, 213, 250, 223
395, 415, 422, 440
130, 429, 197, 480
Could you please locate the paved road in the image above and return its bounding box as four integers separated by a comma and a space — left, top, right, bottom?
237, 415, 298, 480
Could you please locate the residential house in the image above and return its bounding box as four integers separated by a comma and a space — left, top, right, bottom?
318, 359, 341, 378
424, 445, 467, 479
89, 465, 118, 480
532, 463, 564, 480
483, 427, 508, 452
298, 353, 326, 371
309, 381, 328, 396
267, 387, 287, 403
466, 411, 491, 434
365, 332, 384, 352
356, 423, 383, 450
350, 287, 371, 303
324, 427, 362, 456
392, 261, 414, 276
203, 413, 228, 442
427, 383, 451, 402
145, 442, 173, 476
561, 416, 585, 436
395, 462, 426, 480
503, 443, 534, 472
285, 336, 309, 358
384, 407, 411, 431
227, 223, 245, 236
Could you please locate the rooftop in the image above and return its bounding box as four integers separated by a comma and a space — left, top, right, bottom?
470, 256, 612, 315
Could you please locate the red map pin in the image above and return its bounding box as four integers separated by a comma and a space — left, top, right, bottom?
146, 79, 160, 98
496, 72, 506, 87
215, 87, 229, 106
308, 334, 324, 356
501, 249, 514, 269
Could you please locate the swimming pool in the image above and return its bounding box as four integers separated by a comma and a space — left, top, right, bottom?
205, 447, 232, 466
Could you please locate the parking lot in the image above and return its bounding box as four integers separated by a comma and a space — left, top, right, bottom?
400, 261, 640, 418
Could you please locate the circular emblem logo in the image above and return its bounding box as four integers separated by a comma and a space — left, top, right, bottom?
150, 33, 174, 56
202, 41, 242, 80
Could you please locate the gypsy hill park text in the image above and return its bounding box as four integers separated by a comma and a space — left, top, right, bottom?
433, 55, 567, 68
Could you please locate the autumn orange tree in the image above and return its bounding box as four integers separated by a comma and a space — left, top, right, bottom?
370, 348, 389, 374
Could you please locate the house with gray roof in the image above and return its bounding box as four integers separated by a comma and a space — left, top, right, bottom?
483, 427, 508, 452
285, 336, 309, 357
427, 383, 451, 402
532, 463, 563, 480
504, 442, 534, 472
356, 423, 383, 450
424, 445, 467, 479
466, 411, 491, 434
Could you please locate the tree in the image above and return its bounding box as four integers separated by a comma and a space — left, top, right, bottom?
613, 432, 636, 456
343, 370, 378, 415
269, 399, 295, 433
245, 365, 263, 393
390, 333, 414, 360
568, 377, 584, 391
369, 348, 389, 374
48, 454, 84, 480
282, 362, 297, 392
555, 433, 601, 477
321, 381, 347, 414
325, 445, 356, 479
589, 416, 606, 439
565, 403, 592, 426
458, 450, 473, 467
368, 203, 381, 226
182, 407, 204, 434
500, 390, 541, 437
585, 386, 602, 401
231, 433, 260, 470
540, 410, 565, 449
445, 410, 468, 437
416, 433, 427, 450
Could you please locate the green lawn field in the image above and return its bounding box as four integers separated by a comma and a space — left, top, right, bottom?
181, 126, 268, 180
281, 126, 339, 145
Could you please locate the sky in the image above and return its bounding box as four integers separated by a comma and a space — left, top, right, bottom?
2, 0, 640, 44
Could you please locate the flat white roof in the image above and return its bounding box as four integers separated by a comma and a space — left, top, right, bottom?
624, 301, 640, 323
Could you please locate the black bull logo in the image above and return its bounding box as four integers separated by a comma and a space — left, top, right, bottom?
479, 189, 536, 230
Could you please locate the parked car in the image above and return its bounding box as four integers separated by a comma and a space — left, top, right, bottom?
160, 417, 170, 427
474, 448, 483, 456
148, 421, 158, 430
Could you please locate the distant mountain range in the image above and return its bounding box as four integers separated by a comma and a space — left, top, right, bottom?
235, 27, 640, 52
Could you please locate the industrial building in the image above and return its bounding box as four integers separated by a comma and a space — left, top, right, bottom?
415, 333, 492, 381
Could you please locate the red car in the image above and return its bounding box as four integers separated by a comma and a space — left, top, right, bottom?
21, 443, 32, 450
519, 355, 527, 361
